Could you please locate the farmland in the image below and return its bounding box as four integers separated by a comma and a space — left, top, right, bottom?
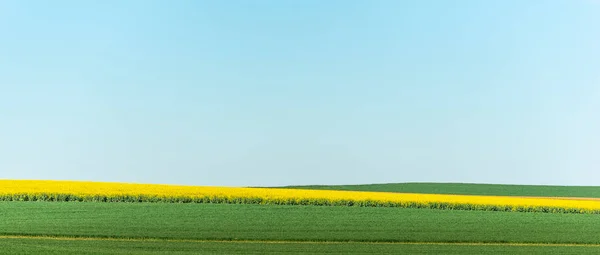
3, 238, 600, 255
2, 181, 600, 254
3, 180, 600, 214
282, 182, 600, 198
3, 202, 600, 243
2, 202, 600, 254
5, 238, 600, 255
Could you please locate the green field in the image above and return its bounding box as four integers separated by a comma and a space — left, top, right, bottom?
3, 238, 600, 255
1, 202, 600, 254
281, 183, 600, 197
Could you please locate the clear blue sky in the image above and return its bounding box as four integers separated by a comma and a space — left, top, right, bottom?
1, 0, 599, 186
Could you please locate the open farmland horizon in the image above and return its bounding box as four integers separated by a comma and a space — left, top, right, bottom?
2, 180, 600, 253
8, 178, 600, 195
3, 0, 598, 253
3, 180, 600, 214
279, 182, 600, 198
4, 202, 600, 254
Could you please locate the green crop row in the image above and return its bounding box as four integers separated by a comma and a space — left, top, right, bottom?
0, 193, 597, 214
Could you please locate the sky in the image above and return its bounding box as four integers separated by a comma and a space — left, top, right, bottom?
1, 0, 599, 187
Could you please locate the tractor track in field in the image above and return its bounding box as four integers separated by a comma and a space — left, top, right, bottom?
2, 234, 600, 248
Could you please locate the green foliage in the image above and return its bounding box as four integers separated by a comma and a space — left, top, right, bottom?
2, 238, 600, 255
0, 193, 597, 214
280, 183, 600, 198
3, 202, 600, 254
2, 202, 600, 244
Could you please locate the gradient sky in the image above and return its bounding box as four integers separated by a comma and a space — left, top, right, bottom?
1, 0, 599, 187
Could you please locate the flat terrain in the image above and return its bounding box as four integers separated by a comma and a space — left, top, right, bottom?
2, 237, 600, 255
3, 183, 600, 254
281, 183, 600, 198
1, 202, 600, 254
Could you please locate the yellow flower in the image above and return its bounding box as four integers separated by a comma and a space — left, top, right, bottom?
1, 180, 599, 214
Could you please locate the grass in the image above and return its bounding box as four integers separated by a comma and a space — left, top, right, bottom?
4, 180, 600, 214
2, 202, 600, 244
2, 238, 600, 255
281, 183, 600, 197
4, 183, 600, 254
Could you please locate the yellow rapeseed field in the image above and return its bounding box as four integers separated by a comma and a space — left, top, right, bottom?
2, 180, 600, 214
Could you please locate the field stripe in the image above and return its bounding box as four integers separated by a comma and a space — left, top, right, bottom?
1, 234, 600, 248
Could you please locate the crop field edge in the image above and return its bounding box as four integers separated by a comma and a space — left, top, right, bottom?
4, 180, 600, 215
279, 182, 600, 197
2, 193, 599, 215
3, 234, 600, 248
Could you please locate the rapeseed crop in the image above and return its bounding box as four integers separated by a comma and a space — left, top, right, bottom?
1, 180, 600, 214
